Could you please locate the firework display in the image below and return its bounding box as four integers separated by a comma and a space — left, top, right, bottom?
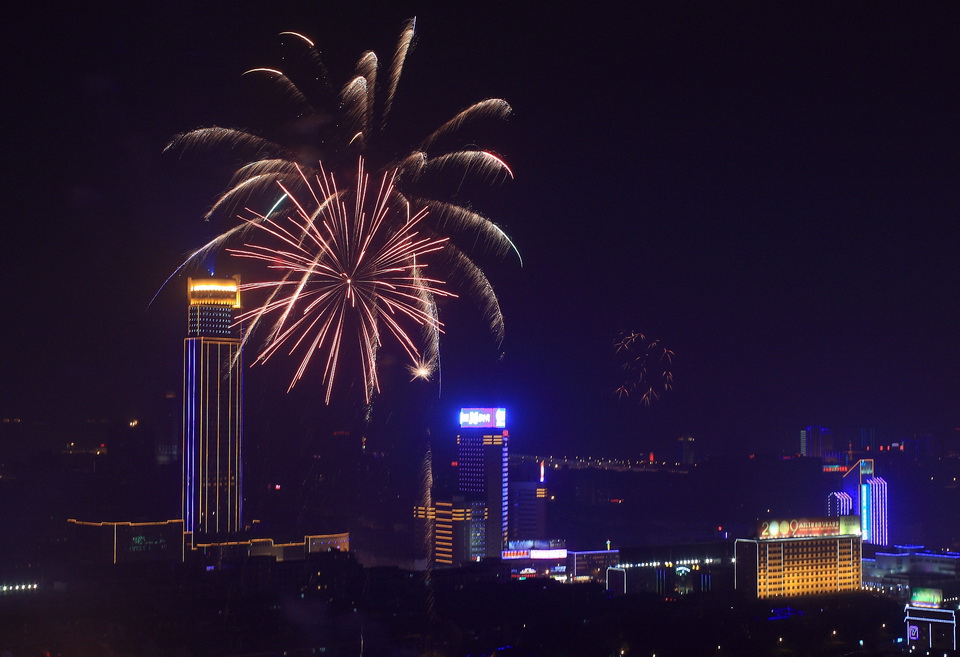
614, 331, 674, 406
227, 158, 453, 403
166, 19, 517, 351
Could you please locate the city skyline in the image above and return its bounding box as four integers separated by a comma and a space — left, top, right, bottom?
3, 4, 960, 460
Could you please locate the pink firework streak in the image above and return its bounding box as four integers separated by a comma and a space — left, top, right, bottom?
228, 158, 455, 404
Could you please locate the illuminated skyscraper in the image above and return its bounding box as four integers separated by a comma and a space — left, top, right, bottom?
826, 458, 888, 546
457, 407, 509, 558
182, 277, 243, 538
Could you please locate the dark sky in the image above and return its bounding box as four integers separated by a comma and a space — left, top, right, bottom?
3, 2, 960, 458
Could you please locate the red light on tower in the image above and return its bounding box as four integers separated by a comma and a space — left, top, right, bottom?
648, 452, 654, 463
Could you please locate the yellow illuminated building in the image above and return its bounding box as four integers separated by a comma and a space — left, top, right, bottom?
418, 497, 485, 567
736, 516, 862, 598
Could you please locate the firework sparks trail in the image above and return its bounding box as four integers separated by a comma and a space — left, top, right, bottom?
614, 331, 675, 406
227, 158, 456, 404
165, 18, 518, 349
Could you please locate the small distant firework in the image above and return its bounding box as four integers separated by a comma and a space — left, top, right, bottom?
614, 331, 674, 406
227, 158, 454, 404
166, 19, 517, 347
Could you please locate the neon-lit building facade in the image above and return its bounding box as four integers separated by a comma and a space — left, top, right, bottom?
827, 491, 853, 517
183, 277, 243, 538
735, 517, 862, 598
827, 459, 888, 546
457, 408, 508, 558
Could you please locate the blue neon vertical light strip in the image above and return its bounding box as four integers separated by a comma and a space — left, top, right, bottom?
870, 477, 888, 546
235, 339, 243, 532
184, 339, 199, 533
861, 483, 871, 543
501, 435, 509, 550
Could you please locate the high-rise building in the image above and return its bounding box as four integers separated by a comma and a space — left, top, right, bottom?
735, 517, 862, 598
182, 276, 243, 538
800, 425, 832, 458
827, 458, 889, 546
457, 408, 509, 558
457, 408, 510, 557
415, 408, 510, 567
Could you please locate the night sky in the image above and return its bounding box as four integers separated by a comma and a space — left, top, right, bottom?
4, 3, 960, 459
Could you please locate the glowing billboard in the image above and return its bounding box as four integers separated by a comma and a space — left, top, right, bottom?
758, 516, 860, 539
459, 408, 506, 429
911, 588, 943, 608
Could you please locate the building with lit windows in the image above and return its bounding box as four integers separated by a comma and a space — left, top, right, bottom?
415, 408, 510, 567
607, 542, 734, 596
415, 496, 486, 566
862, 544, 960, 602
827, 458, 888, 546
456, 408, 508, 558
735, 517, 862, 598
182, 276, 243, 538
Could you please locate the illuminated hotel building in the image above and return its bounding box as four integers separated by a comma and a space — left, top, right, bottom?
827, 458, 888, 546
457, 408, 509, 558
735, 517, 862, 598
182, 276, 243, 538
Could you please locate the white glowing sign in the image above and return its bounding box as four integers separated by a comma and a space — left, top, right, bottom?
501, 548, 568, 560
530, 548, 567, 560
459, 408, 506, 429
